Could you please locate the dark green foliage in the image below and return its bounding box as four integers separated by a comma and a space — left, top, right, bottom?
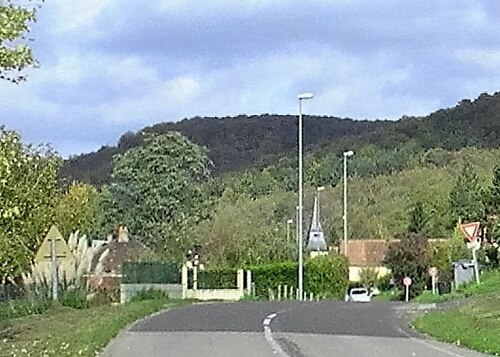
197, 268, 237, 289
376, 274, 393, 292
122, 262, 180, 284
304, 255, 349, 299
449, 162, 485, 226
248, 262, 297, 298
384, 233, 431, 299
60, 288, 89, 309
64, 92, 500, 187
484, 246, 500, 268
130, 288, 168, 302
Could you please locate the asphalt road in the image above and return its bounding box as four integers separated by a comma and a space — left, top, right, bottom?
103, 301, 491, 357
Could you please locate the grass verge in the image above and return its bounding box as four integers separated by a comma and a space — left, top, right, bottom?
413, 293, 500, 355
414, 269, 500, 304
0, 299, 189, 357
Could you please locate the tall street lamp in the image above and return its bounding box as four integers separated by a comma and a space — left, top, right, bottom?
316, 186, 325, 202
343, 150, 354, 256
298, 92, 313, 301
286, 219, 293, 243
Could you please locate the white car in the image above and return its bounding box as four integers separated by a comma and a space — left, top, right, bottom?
344, 287, 371, 303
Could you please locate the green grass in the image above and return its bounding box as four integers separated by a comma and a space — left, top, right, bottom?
413, 293, 500, 355
414, 269, 500, 304
372, 289, 401, 301
413, 269, 500, 355
0, 299, 189, 357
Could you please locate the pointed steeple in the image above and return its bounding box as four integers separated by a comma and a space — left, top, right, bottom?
307, 196, 327, 251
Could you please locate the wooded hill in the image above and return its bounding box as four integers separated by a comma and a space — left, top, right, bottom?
60, 92, 500, 186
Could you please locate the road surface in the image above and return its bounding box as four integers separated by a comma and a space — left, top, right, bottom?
103, 300, 490, 357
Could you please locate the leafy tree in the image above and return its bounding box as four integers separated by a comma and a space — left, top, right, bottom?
98, 132, 215, 262
484, 163, 500, 245
429, 225, 469, 281
196, 190, 297, 267
384, 233, 431, 298
448, 162, 485, 226
0, 1, 41, 83
408, 201, 427, 234
53, 182, 101, 238
0, 127, 61, 281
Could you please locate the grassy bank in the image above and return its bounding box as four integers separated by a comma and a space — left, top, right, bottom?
0, 299, 188, 357
414, 269, 500, 304
412, 269, 500, 355
413, 293, 500, 355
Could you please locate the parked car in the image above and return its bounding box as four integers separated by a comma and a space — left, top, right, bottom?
344, 287, 371, 303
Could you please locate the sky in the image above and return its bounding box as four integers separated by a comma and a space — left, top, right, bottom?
1, 0, 500, 158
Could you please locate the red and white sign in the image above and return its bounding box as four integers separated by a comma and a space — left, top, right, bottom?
459, 222, 481, 242
428, 267, 438, 277
403, 277, 412, 286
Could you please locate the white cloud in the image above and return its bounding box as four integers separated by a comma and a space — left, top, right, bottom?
2, 0, 500, 157
50, 0, 113, 32
107, 57, 160, 86
456, 49, 500, 70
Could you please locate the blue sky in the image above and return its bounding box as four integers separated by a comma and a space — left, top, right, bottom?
1, 0, 500, 157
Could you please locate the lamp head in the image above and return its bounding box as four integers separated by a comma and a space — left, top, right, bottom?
343, 150, 354, 157
316, 186, 325, 192
287, 219, 293, 224
298, 92, 314, 100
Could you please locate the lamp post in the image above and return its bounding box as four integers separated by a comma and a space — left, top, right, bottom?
295, 205, 299, 245
298, 92, 313, 301
343, 150, 354, 256
316, 186, 325, 203
286, 219, 293, 243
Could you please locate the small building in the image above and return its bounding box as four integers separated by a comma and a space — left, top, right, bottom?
341, 239, 393, 282
87, 226, 151, 292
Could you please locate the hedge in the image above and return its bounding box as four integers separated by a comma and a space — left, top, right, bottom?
248, 261, 297, 298
304, 254, 349, 299
197, 268, 238, 289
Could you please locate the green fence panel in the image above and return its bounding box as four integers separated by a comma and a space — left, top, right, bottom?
122, 262, 180, 284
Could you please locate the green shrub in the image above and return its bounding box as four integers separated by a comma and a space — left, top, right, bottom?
304, 254, 349, 299
60, 288, 89, 309
0, 297, 52, 321
376, 274, 393, 291
130, 288, 168, 302
248, 261, 297, 298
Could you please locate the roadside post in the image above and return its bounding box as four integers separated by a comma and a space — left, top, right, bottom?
403, 277, 412, 302
428, 267, 438, 295
460, 222, 481, 284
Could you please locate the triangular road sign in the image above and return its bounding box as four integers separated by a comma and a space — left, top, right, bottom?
459, 222, 480, 242
35, 225, 72, 262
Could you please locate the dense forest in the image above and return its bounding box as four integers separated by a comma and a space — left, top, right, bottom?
51, 92, 500, 267
60, 92, 500, 186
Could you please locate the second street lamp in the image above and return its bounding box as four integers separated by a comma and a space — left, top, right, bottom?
297, 92, 313, 301
343, 150, 354, 256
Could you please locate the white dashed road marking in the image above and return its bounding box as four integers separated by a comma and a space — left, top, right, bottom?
263, 312, 289, 357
